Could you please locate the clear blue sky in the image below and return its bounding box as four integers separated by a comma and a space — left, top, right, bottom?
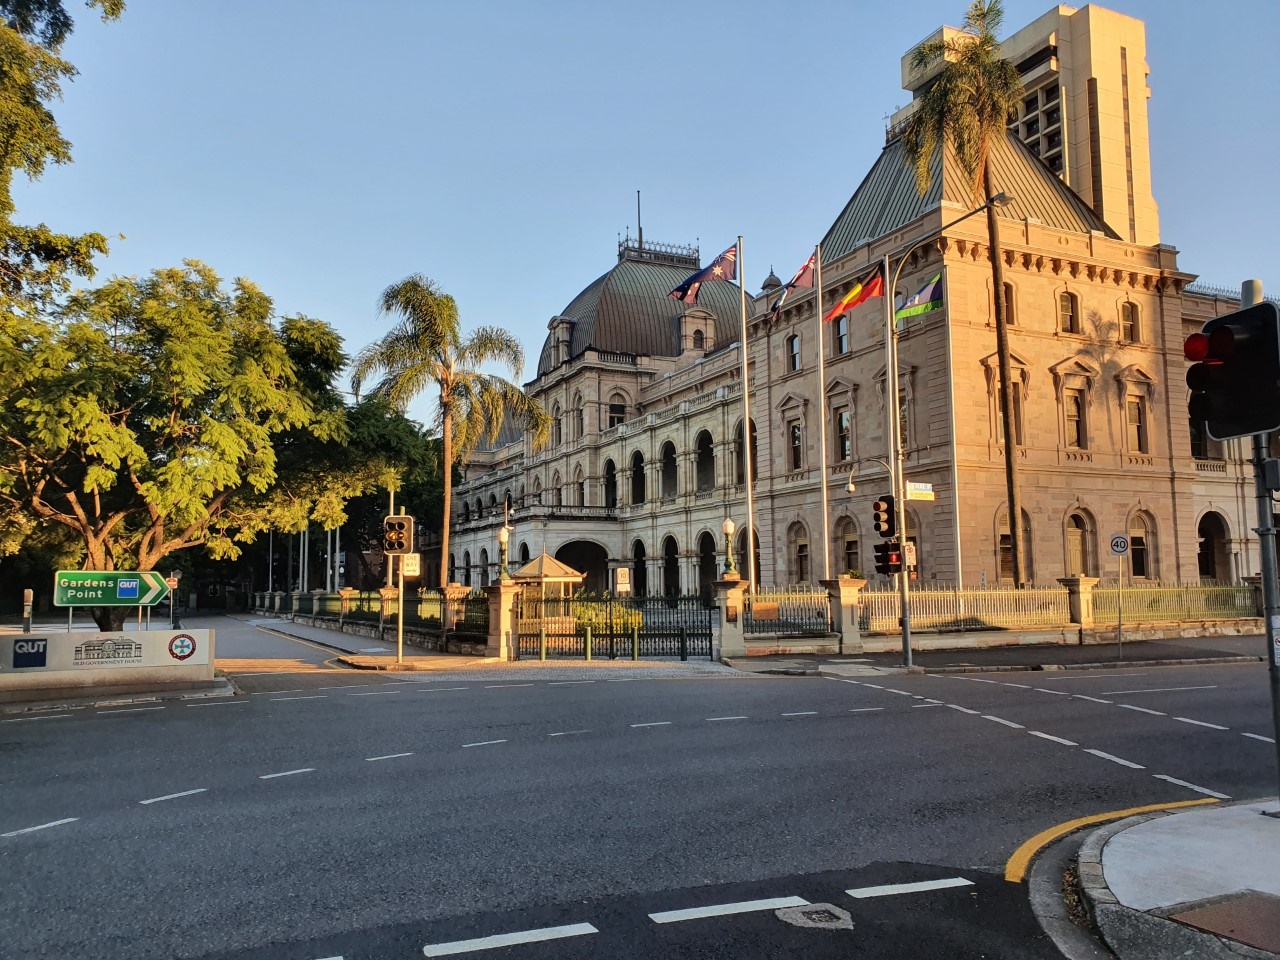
19, 0, 1279, 425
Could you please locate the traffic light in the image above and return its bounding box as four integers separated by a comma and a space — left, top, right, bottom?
383, 515, 415, 555
1184, 302, 1280, 441
872, 494, 897, 539
873, 541, 904, 576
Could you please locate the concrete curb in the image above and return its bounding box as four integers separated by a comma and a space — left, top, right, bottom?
0, 677, 238, 715
1026, 829, 1116, 960
923, 655, 1262, 674
1077, 808, 1276, 960
253, 623, 368, 657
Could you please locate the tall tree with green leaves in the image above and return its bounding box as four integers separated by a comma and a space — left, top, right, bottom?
901, 0, 1026, 584
0, 261, 388, 629
352, 275, 551, 589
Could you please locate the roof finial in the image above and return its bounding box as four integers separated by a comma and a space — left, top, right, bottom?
636, 189, 643, 249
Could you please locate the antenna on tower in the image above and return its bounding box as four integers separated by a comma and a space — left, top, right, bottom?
636, 190, 643, 249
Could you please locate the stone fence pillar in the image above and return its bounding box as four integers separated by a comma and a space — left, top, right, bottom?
821, 577, 867, 652
1057, 577, 1100, 627
714, 577, 747, 659
486, 581, 521, 659
442, 583, 472, 633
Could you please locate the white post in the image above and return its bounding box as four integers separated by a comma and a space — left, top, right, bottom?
1117, 552, 1125, 658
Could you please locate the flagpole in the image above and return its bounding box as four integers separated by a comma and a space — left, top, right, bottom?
883, 252, 912, 668
737, 235, 757, 593
814, 244, 831, 581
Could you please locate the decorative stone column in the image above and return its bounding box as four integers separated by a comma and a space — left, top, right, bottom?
715, 577, 748, 659
821, 576, 867, 652
442, 583, 472, 634
485, 581, 522, 660
1057, 577, 1100, 627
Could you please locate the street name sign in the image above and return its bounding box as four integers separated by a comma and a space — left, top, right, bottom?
54, 571, 170, 607
905, 482, 935, 501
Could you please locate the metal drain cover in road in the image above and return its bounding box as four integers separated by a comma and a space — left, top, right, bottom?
1169, 891, 1280, 952
775, 903, 853, 930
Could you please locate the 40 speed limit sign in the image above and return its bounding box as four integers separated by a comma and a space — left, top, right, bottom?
1110, 534, 1130, 556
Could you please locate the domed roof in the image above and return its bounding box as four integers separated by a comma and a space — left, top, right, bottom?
761, 268, 782, 292
537, 242, 743, 377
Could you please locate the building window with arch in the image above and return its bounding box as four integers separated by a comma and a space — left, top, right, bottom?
448, 553, 456, 583
572, 393, 584, 440
631, 451, 646, 503
1058, 291, 1080, 334
532, 477, 543, 504
1129, 514, 1152, 579
607, 393, 627, 428
461, 502, 470, 522
997, 508, 1033, 583
479, 548, 490, 588
603, 460, 618, 508
462, 550, 472, 587
788, 523, 810, 583
836, 517, 860, 575
692, 329, 705, 350
660, 442, 678, 498
573, 468, 586, 506
551, 472, 562, 506
788, 420, 804, 471
734, 420, 758, 484
1003, 282, 1016, 326
786, 334, 801, 372
552, 402, 563, 446
662, 536, 680, 597
1120, 301, 1139, 343
1065, 512, 1092, 577
518, 542, 530, 566
833, 316, 849, 355
1127, 397, 1148, 454
488, 493, 497, 515
475, 497, 484, 519
694, 431, 715, 492
631, 539, 648, 597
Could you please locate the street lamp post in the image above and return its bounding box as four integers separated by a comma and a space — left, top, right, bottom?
722, 517, 738, 578
882, 193, 1012, 669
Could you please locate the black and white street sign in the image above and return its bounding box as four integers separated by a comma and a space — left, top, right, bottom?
1110, 534, 1130, 557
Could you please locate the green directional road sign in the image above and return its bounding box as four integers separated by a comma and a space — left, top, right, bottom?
53, 570, 170, 607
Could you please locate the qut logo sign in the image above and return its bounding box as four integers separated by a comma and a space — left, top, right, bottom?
13, 638, 48, 669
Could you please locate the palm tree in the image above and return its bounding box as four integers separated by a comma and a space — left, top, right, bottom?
352, 274, 551, 589
901, 0, 1026, 585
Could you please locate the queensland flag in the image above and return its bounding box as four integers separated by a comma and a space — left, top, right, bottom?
769, 254, 817, 324
895, 273, 945, 321
669, 245, 737, 304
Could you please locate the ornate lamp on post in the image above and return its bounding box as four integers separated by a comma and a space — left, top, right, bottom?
497, 524, 511, 582
722, 517, 738, 579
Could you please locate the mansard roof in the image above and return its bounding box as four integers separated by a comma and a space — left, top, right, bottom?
820, 129, 1120, 263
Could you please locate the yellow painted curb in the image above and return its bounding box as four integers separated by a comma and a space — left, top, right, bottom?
1004, 797, 1220, 883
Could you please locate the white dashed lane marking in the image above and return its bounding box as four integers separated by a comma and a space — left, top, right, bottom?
419, 687, 469, 693
850, 707, 885, 713
1173, 717, 1229, 730
270, 695, 327, 702
462, 740, 507, 748
1028, 731, 1077, 746
186, 700, 245, 708
846, 877, 974, 898
349, 690, 400, 696
1102, 685, 1218, 695
1153, 774, 1231, 799
3, 714, 71, 722
1117, 704, 1165, 716
547, 730, 589, 737
139, 788, 207, 805
422, 922, 598, 956
365, 753, 413, 762
259, 768, 315, 779
706, 716, 748, 721
1243, 732, 1276, 743
1084, 749, 1145, 770
983, 715, 1024, 729
781, 711, 818, 717
631, 722, 672, 728
649, 896, 809, 924
1073, 695, 1113, 704
2, 817, 78, 838
98, 706, 165, 714
947, 705, 980, 715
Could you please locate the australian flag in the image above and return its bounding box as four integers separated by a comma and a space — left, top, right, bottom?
769, 254, 817, 324
669, 245, 738, 304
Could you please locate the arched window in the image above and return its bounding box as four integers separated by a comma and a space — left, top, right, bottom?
1058, 291, 1080, 334
786, 334, 801, 371
603, 460, 618, 508
630, 451, 646, 504
692, 329, 705, 350
1001, 282, 1016, 326
475, 497, 484, 519
694, 431, 715, 492
518, 542, 530, 565
552, 402, 563, 446
532, 477, 543, 504
573, 467, 586, 506
662, 536, 680, 597
488, 493, 497, 514
660, 441, 678, 499
607, 392, 627, 429
461, 502, 470, 522
448, 553, 457, 583
1197, 512, 1230, 582
462, 550, 472, 587
1066, 512, 1091, 577
504, 490, 513, 514
1120, 301, 1139, 343
788, 522, 810, 583
479, 548, 490, 587
1129, 514, 1152, 579
551, 471, 562, 506
998, 508, 1034, 583
835, 517, 860, 576
572, 391, 585, 439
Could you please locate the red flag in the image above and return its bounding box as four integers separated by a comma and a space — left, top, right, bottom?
823, 268, 883, 322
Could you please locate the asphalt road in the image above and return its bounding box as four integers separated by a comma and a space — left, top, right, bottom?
1, 615, 1275, 960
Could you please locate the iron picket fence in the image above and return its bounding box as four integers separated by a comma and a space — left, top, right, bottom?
1092, 583, 1255, 624
513, 593, 712, 660
743, 585, 833, 636
858, 582, 1071, 632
